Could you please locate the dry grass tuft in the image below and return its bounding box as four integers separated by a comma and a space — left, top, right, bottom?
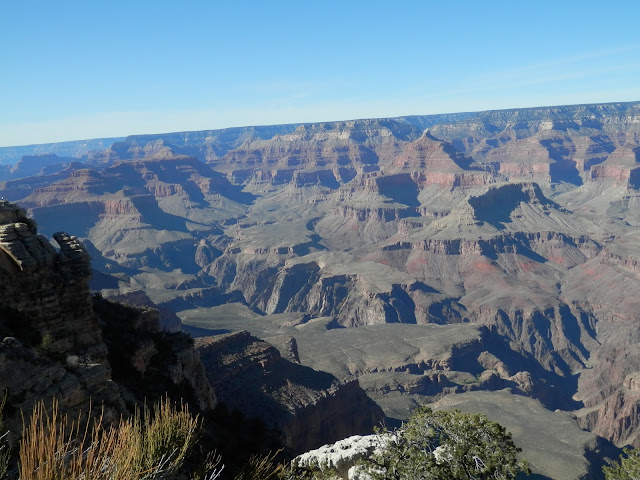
0, 391, 9, 479
6, 395, 286, 480
18, 396, 200, 480
234, 450, 284, 480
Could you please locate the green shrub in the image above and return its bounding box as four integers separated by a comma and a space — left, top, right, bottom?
361, 406, 530, 480
603, 447, 640, 480
133, 396, 200, 477
39, 333, 55, 352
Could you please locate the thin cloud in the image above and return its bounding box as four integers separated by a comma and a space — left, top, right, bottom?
234, 78, 349, 96
473, 45, 640, 87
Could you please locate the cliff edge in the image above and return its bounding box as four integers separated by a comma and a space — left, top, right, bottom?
0, 200, 216, 442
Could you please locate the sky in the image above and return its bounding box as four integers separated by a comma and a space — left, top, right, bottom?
1, 0, 640, 147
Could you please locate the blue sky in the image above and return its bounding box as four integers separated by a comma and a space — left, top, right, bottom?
1, 0, 639, 147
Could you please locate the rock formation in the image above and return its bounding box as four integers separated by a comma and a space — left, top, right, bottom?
0, 200, 217, 442
0, 201, 120, 436
196, 331, 384, 454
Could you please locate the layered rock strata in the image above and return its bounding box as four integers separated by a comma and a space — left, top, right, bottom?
195, 331, 384, 454
0, 201, 216, 442
3, 101, 640, 451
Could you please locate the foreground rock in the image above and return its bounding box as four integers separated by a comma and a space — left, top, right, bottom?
196, 331, 384, 453
0, 201, 217, 443
293, 434, 386, 479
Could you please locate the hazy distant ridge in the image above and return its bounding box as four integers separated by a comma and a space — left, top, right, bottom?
2, 100, 638, 166
0, 137, 124, 165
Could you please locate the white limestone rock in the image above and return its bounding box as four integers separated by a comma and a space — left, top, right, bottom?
294, 434, 389, 479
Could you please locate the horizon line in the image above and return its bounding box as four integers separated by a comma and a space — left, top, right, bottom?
2, 98, 639, 150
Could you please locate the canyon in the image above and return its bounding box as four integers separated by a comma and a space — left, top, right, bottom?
0, 201, 381, 472
2, 101, 640, 477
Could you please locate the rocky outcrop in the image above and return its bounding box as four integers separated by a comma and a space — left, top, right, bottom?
336, 205, 417, 222
92, 295, 216, 411
293, 434, 387, 479
385, 133, 494, 187
572, 314, 640, 447
248, 260, 421, 327
195, 331, 384, 454
0, 202, 122, 437
586, 145, 640, 188
578, 390, 640, 447
0, 201, 217, 443
0, 202, 100, 355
